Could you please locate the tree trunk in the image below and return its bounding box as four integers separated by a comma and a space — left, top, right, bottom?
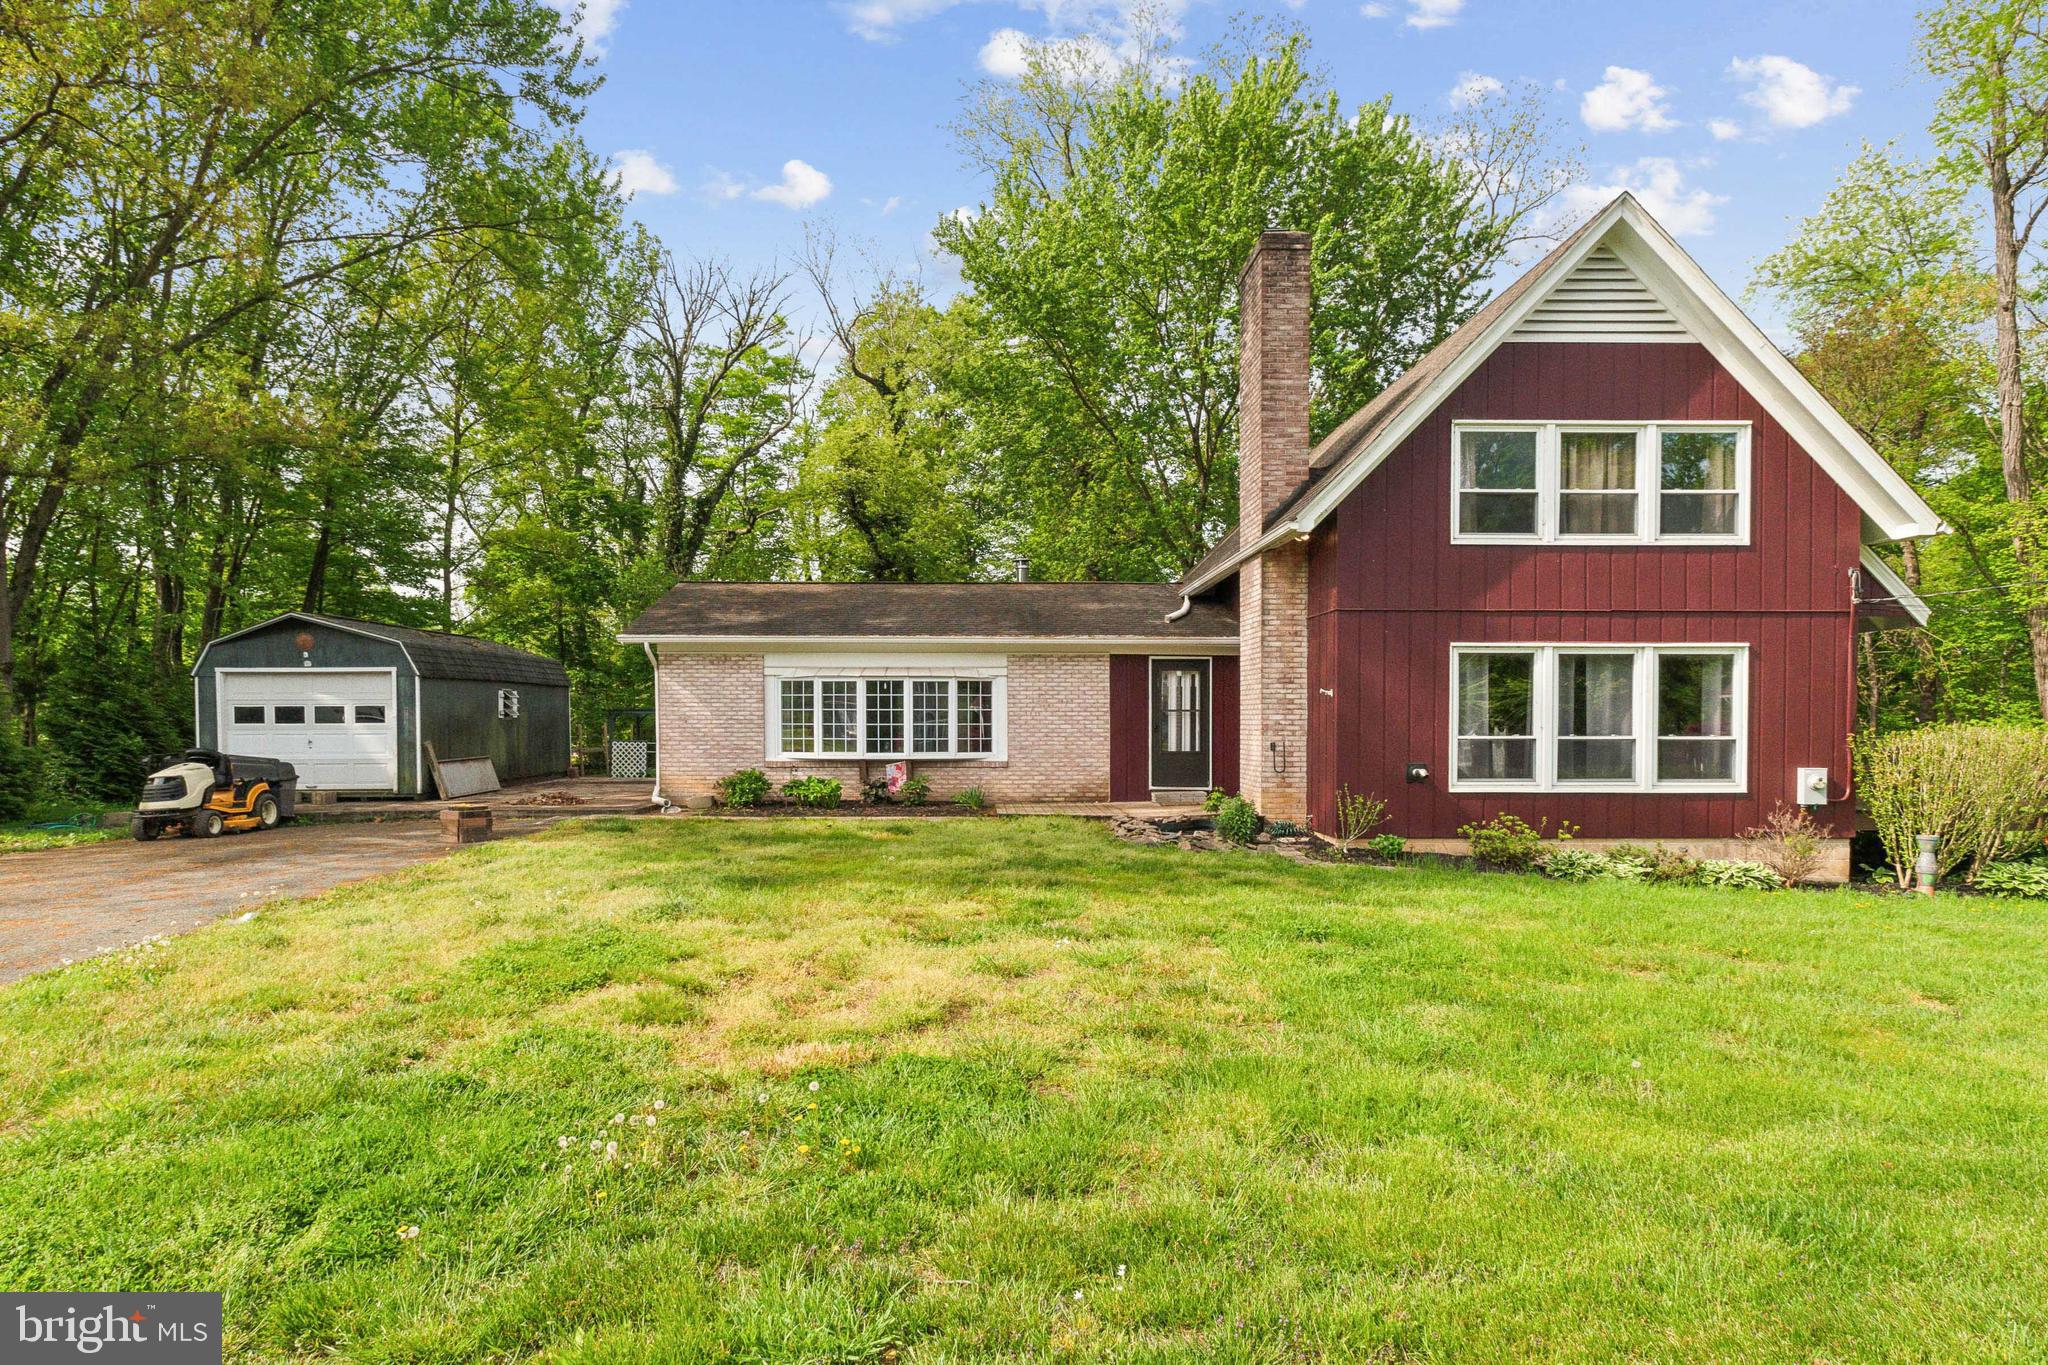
1985, 88, 2048, 719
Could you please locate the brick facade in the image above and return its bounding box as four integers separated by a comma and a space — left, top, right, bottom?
652, 650, 1111, 804
1236, 231, 1313, 820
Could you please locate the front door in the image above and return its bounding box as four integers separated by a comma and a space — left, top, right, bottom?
1150, 658, 1211, 791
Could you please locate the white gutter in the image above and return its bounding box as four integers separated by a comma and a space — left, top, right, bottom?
642, 641, 670, 812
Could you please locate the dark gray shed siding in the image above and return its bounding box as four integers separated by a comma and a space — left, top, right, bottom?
420, 677, 570, 784
193, 619, 423, 794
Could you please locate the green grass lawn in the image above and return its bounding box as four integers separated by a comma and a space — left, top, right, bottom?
3, 819, 2046, 1362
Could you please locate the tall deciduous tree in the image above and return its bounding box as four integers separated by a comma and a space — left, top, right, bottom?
1923, 0, 2048, 717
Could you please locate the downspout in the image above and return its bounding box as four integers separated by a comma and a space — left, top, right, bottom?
642, 641, 671, 812
1164, 595, 1193, 623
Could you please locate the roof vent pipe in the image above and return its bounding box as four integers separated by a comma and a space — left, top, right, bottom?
1013, 557, 1030, 582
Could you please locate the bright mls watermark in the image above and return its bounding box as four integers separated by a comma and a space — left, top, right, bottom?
3, 1295, 220, 1363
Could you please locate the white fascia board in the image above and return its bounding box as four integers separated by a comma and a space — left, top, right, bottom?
625, 634, 1239, 654
1287, 196, 1947, 545
1858, 548, 1931, 627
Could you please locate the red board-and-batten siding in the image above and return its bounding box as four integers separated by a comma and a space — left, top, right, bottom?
1306, 341, 1862, 840
1109, 655, 1239, 801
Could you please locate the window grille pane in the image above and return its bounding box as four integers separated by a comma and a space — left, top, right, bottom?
819, 680, 858, 753
956, 679, 994, 753
1556, 653, 1634, 781
864, 679, 905, 754
314, 705, 345, 724
1456, 652, 1535, 781
1460, 491, 1538, 534
1657, 653, 1737, 781
355, 705, 385, 724
273, 706, 305, 724
1660, 430, 1738, 490
1560, 493, 1637, 535
912, 680, 951, 753
1659, 492, 1739, 535
1459, 430, 1538, 489
1163, 668, 1202, 753
232, 706, 264, 724
779, 680, 814, 754
1561, 431, 1636, 488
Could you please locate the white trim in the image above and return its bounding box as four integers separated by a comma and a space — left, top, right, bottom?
765, 667, 1009, 762
643, 640, 664, 807
1858, 548, 1931, 627
1146, 656, 1215, 793
1181, 195, 1946, 602
1447, 643, 1749, 795
628, 634, 1235, 653
1449, 420, 1751, 547
193, 612, 423, 679
412, 674, 423, 796
214, 666, 402, 792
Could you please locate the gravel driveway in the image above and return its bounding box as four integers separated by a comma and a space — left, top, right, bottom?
0, 818, 554, 984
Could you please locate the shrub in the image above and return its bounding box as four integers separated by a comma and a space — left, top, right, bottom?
1695, 859, 1784, 890
1538, 847, 1613, 881
1458, 812, 1545, 870
1202, 789, 1227, 813
1367, 833, 1407, 860
1855, 725, 2048, 887
781, 776, 843, 808
717, 768, 770, 808
1737, 803, 1834, 885
953, 786, 988, 811
1645, 845, 1704, 884
1213, 795, 1262, 845
1332, 785, 1388, 855
898, 774, 931, 806
860, 775, 893, 804
1975, 861, 2048, 900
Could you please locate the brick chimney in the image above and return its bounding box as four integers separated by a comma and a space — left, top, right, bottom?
1235, 230, 1311, 821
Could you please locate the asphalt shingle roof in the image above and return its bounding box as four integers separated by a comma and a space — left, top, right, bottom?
623, 582, 1237, 640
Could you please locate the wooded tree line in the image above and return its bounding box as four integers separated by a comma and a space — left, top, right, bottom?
0, 1, 2041, 810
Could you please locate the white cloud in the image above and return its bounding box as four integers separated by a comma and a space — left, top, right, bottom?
980, 27, 1033, 77
1708, 117, 1743, 141
1405, 0, 1463, 27
1447, 71, 1504, 108
753, 159, 833, 209
1727, 54, 1857, 130
1359, 1, 1391, 14
543, 0, 626, 52
1560, 158, 1726, 236
701, 170, 746, 203
608, 149, 676, 198
1580, 66, 1676, 132
880, 195, 904, 215
837, 0, 965, 41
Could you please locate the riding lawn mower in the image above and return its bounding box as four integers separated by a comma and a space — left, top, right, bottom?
133, 750, 299, 841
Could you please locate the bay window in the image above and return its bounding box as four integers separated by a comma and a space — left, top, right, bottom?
1451, 644, 1746, 792
1453, 422, 1748, 544
770, 664, 1005, 760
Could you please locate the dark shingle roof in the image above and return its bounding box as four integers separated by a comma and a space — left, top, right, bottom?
624, 582, 1237, 640
304, 615, 569, 686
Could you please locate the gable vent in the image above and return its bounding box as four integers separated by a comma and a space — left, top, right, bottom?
1508, 245, 1689, 342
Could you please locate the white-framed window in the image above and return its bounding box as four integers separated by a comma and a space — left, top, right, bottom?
769, 664, 1006, 760
1449, 643, 1747, 793
1452, 421, 1749, 545
497, 688, 520, 719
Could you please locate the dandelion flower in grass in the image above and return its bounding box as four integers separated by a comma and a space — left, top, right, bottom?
1072, 1289, 1083, 1301
645, 1114, 657, 1128
605, 1141, 618, 1158
808, 1080, 820, 1093
653, 1099, 666, 1111
588, 1139, 602, 1152
612, 1113, 625, 1125
557, 1136, 572, 1149
1630, 1058, 1642, 1070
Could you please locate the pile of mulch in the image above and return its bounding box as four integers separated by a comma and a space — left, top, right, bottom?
507, 791, 590, 807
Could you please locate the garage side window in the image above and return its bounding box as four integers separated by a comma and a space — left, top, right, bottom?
497, 688, 520, 720
274, 705, 305, 724
314, 705, 345, 724
355, 705, 385, 724
232, 706, 264, 725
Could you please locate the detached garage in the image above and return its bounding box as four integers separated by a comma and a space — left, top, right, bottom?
192, 613, 570, 796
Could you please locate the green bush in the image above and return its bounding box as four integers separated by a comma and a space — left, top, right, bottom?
1332, 785, 1388, 854
1458, 812, 1545, 870
1975, 861, 2048, 900
781, 776, 843, 808
1202, 789, 1227, 813
952, 786, 988, 811
717, 768, 770, 808
1367, 833, 1407, 860
1694, 859, 1784, 890
861, 775, 892, 804
1213, 795, 1262, 845
1537, 847, 1613, 881
1855, 725, 2048, 887
898, 774, 931, 806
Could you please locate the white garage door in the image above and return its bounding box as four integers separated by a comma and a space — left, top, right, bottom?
220, 670, 399, 791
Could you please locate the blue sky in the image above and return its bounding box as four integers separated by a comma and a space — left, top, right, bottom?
550, 0, 1936, 331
